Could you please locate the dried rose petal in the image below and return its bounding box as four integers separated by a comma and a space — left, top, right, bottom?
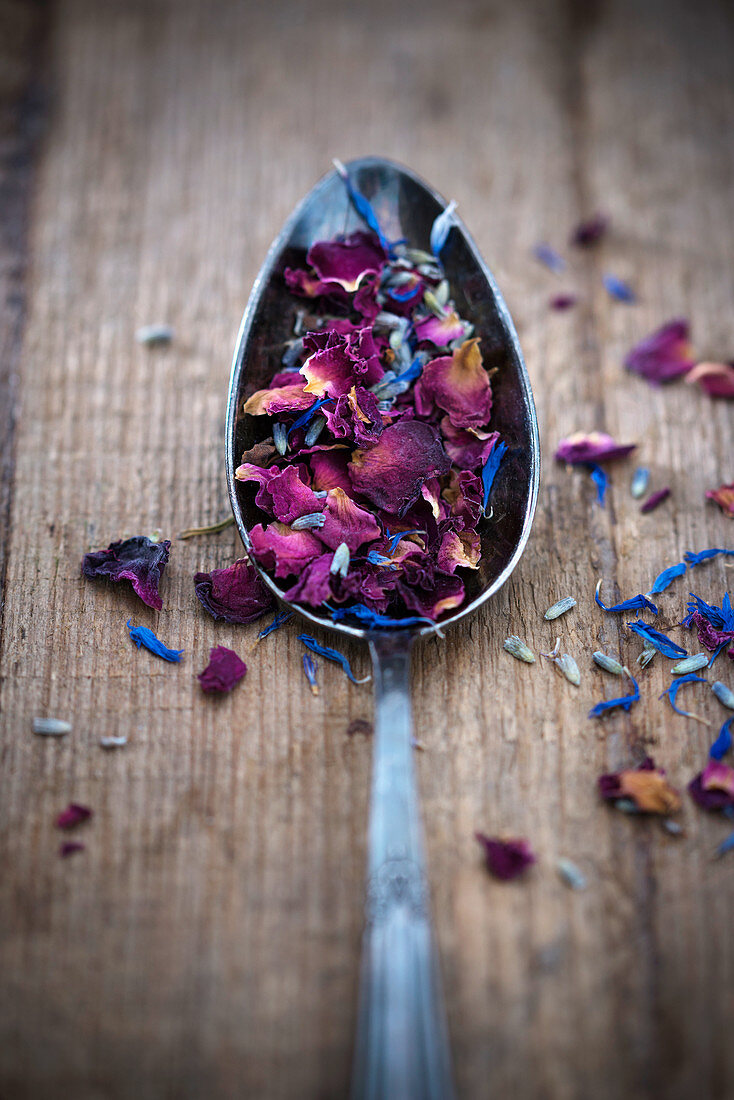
624, 319, 695, 385
571, 213, 608, 247
640, 487, 671, 514
194, 558, 273, 622
442, 469, 483, 530
56, 803, 92, 830
707, 482, 734, 518
307, 230, 386, 292
243, 384, 316, 417
319, 487, 381, 551
301, 328, 383, 398
686, 361, 734, 399
235, 463, 323, 524
598, 757, 681, 815
398, 567, 464, 620
414, 310, 466, 347
689, 760, 734, 811
440, 419, 500, 471
82, 535, 170, 610
283, 553, 335, 606
349, 421, 451, 515
324, 385, 384, 446
549, 294, 578, 311
309, 448, 356, 497
685, 611, 734, 653
415, 338, 493, 430
436, 530, 480, 574
475, 833, 536, 881
248, 522, 322, 578
198, 645, 247, 694
555, 431, 636, 465
59, 841, 85, 857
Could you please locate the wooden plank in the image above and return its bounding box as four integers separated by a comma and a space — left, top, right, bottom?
0, 0, 733, 1097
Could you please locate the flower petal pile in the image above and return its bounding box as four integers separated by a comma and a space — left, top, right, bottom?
237, 227, 507, 622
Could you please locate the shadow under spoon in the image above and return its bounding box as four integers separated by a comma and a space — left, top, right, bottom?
226, 157, 540, 1100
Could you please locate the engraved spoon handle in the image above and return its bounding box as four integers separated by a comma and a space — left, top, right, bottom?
350, 634, 455, 1100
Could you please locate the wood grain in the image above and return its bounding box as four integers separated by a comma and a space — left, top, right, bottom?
1, 0, 734, 1097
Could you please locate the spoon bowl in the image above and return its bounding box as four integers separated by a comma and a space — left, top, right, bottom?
226, 157, 540, 1099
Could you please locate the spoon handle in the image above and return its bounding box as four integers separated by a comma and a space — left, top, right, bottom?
351, 634, 455, 1100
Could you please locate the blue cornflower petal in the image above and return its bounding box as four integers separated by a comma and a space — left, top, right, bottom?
393, 355, 424, 386
685, 592, 734, 633
366, 550, 398, 569
658, 673, 708, 718
710, 716, 734, 760
302, 654, 319, 695
329, 603, 438, 630
589, 464, 607, 505
715, 829, 734, 859
126, 620, 183, 663
332, 159, 392, 252
588, 672, 640, 718
626, 619, 687, 658
684, 548, 734, 567
385, 530, 424, 556
481, 442, 508, 514
430, 201, 458, 257
298, 633, 370, 684
649, 561, 687, 594
603, 274, 636, 302
288, 398, 330, 437
595, 582, 658, 615
533, 243, 565, 272
258, 610, 293, 640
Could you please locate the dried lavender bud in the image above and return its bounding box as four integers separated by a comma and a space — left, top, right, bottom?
135, 323, 173, 346
557, 858, 587, 890
291, 512, 326, 531
555, 653, 580, 685
273, 423, 288, 455
503, 636, 535, 663
713, 681, 734, 710
671, 654, 709, 675
32, 717, 71, 736
593, 652, 624, 676
330, 542, 350, 577
630, 467, 650, 499
304, 416, 326, 446
99, 735, 128, 748
637, 642, 657, 668
544, 596, 577, 621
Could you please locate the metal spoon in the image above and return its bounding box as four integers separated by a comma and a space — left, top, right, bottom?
226, 157, 540, 1100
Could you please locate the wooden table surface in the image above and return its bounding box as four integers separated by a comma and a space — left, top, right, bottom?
2, 1, 734, 1097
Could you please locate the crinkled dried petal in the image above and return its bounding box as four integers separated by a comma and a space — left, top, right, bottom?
324, 384, 384, 446
243, 384, 316, 416
689, 760, 734, 811
555, 431, 636, 465
398, 570, 465, 620
686, 361, 734, 399
475, 833, 536, 881
598, 758, 681, 815
194, 558, 273, 623
436, 530, 480, 574
307, 230, 386, 292
283, 553, 336, 606
706, 482, 734, 518
309, 448, 356, 497
624, 319, 695, 385
82, 535, 170, 610
301, 327, 383, 398
442, 468, 483, 530
441, 418, 500, 471
348, 421, 451, 515
236, 463, 324, 524
415, 338, 493, 430
248, 522, 322, 578
198, 645, 247, 694
319, 487, 381, 551
414, 310, 466, 347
